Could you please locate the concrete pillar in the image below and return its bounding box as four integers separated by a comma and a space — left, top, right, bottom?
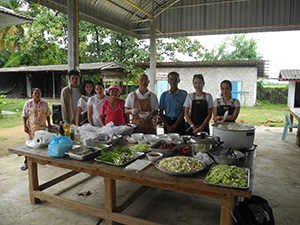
149, 19, 156, 93
67, 0, 79, 71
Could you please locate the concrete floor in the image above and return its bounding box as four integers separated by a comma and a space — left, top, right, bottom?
0, 126, 300, 225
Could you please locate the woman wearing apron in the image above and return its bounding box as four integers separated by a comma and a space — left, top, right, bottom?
21, 88, 52, 170
184, 74, 213, 135
213, 80, 240, 123
99, 84, 129, 126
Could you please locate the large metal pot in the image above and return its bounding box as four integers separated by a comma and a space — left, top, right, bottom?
212, 122, 256, 150
189, 132, 217, 156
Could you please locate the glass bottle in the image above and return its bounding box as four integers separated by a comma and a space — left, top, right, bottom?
58, 121, 64, 136
70, 124, 75, 142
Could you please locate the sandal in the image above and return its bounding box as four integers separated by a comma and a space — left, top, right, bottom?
21, 163, 28, 171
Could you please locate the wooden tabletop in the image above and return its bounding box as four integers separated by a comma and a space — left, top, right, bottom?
9, 143, 255, 198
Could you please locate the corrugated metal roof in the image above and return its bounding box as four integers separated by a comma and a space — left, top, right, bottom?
0, 62, 127, 76
135, 60, 266, 77
29, 0, 300, 39
0, 6, 34, 27
279, 69, 300, 81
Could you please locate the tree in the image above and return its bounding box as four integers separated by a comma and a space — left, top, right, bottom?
203, 34, 263, 61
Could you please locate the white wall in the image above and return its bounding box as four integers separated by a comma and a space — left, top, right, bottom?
146, 66, 258, 106
288, 81, 295, 107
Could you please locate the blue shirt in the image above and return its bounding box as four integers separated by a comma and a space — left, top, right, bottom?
159, 89, 187, 118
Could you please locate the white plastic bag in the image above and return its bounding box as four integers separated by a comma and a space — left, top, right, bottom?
26, 130, 53, 148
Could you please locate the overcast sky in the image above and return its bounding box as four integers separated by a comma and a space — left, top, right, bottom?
182, 30, 300, 79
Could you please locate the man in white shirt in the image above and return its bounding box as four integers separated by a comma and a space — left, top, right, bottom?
125, 74, 158, 134
60, 70, 81, 124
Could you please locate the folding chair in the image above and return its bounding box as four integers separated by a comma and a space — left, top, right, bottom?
282, 111, 298, 141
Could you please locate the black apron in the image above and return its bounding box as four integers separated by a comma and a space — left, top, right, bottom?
216, 99, 236, 122
188, 93, 209, 134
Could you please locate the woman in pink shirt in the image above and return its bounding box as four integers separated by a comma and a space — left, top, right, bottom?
99, 84, 129, 126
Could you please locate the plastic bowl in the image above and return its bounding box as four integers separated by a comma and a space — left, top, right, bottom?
139, 112, 150, 119
167, 133, 180, 139
146, 152, 163, 162
138, 138, 148, 144
127, 136, 137, 144
131, 133, 144, 140
143, 134, 157, 142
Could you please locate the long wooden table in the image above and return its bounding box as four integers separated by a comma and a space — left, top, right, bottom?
9, 144, 256, 225
289, 108, 300, 147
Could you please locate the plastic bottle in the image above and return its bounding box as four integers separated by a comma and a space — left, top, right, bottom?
63, 120, 70, 138
58, 121, 64, 136
70, 124, 75, 142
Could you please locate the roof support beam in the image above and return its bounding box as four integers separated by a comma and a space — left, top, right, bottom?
149, 19, 156, 94
67, 0, 79, 71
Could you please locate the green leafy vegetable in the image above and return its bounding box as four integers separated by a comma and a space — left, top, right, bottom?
96, 145, 135, 165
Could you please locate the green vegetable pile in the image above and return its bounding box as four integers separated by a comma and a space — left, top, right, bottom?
131, 144, 150, 152
96, 145, 135, 165
94, 144, 106, 149
205, 165, 248, 187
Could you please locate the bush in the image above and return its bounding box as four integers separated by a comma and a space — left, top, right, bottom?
0, 94, 7, 118
257, 81, 288, 104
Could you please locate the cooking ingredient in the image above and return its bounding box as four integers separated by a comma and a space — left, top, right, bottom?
94, 144, 107, 149
205, 165, 248, 187
131, 144, 150, 152
217, 123, 251, 130
96, 145, 135, 165
157, 156, 205, 173
63, 120, 70, 138
70, 124, 75, 142
158, 142, 178, 150
178, 146, 189, 155
75, 126, 81, 144
149, 153, 160, 157
58, 121, 64, 136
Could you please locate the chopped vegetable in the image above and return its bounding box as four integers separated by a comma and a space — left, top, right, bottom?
131, 144, 150, 152
94, 145, 107, 149
205, 165, 248, 187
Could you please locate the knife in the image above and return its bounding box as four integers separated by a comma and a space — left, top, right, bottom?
223, 111, 229, 121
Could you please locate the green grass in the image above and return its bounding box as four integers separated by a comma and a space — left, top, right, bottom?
238, 101, 288, 127
0, 98, 290, 129
0, 98, 61, 129
0, 136, 7, 141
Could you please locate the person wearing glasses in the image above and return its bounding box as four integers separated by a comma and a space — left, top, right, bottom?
213, 80, 240, 123
184, 74, 213, 135
125, 74, 158, 134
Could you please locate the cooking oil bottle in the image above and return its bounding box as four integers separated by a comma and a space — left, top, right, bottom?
63, 120, 70, 138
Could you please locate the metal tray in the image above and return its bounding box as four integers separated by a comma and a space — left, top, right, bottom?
150, 140, 180, 156
155, 156, 206, 176
204, 164, 250, 189
66, 146, 101, 161
94, 151, 144, 166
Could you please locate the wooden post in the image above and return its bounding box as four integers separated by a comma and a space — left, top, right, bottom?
52, 71, 55, 99
27, 158, 40, 204
104, 177, 116, 225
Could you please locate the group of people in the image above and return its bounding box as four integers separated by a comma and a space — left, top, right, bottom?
20, 69, 240, 170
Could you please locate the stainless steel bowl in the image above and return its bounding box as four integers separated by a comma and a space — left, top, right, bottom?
208, 148, 244, 165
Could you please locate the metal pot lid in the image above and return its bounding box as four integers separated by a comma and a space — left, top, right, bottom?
190, 136, 216, 144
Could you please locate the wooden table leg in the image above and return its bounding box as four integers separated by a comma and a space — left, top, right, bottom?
220, 196, 234, 225
27, 157, 40, 204
104, 177, 116, 225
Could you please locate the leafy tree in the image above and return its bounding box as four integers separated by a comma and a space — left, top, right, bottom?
0, 0, 26, 53
204, 34, 263, 61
